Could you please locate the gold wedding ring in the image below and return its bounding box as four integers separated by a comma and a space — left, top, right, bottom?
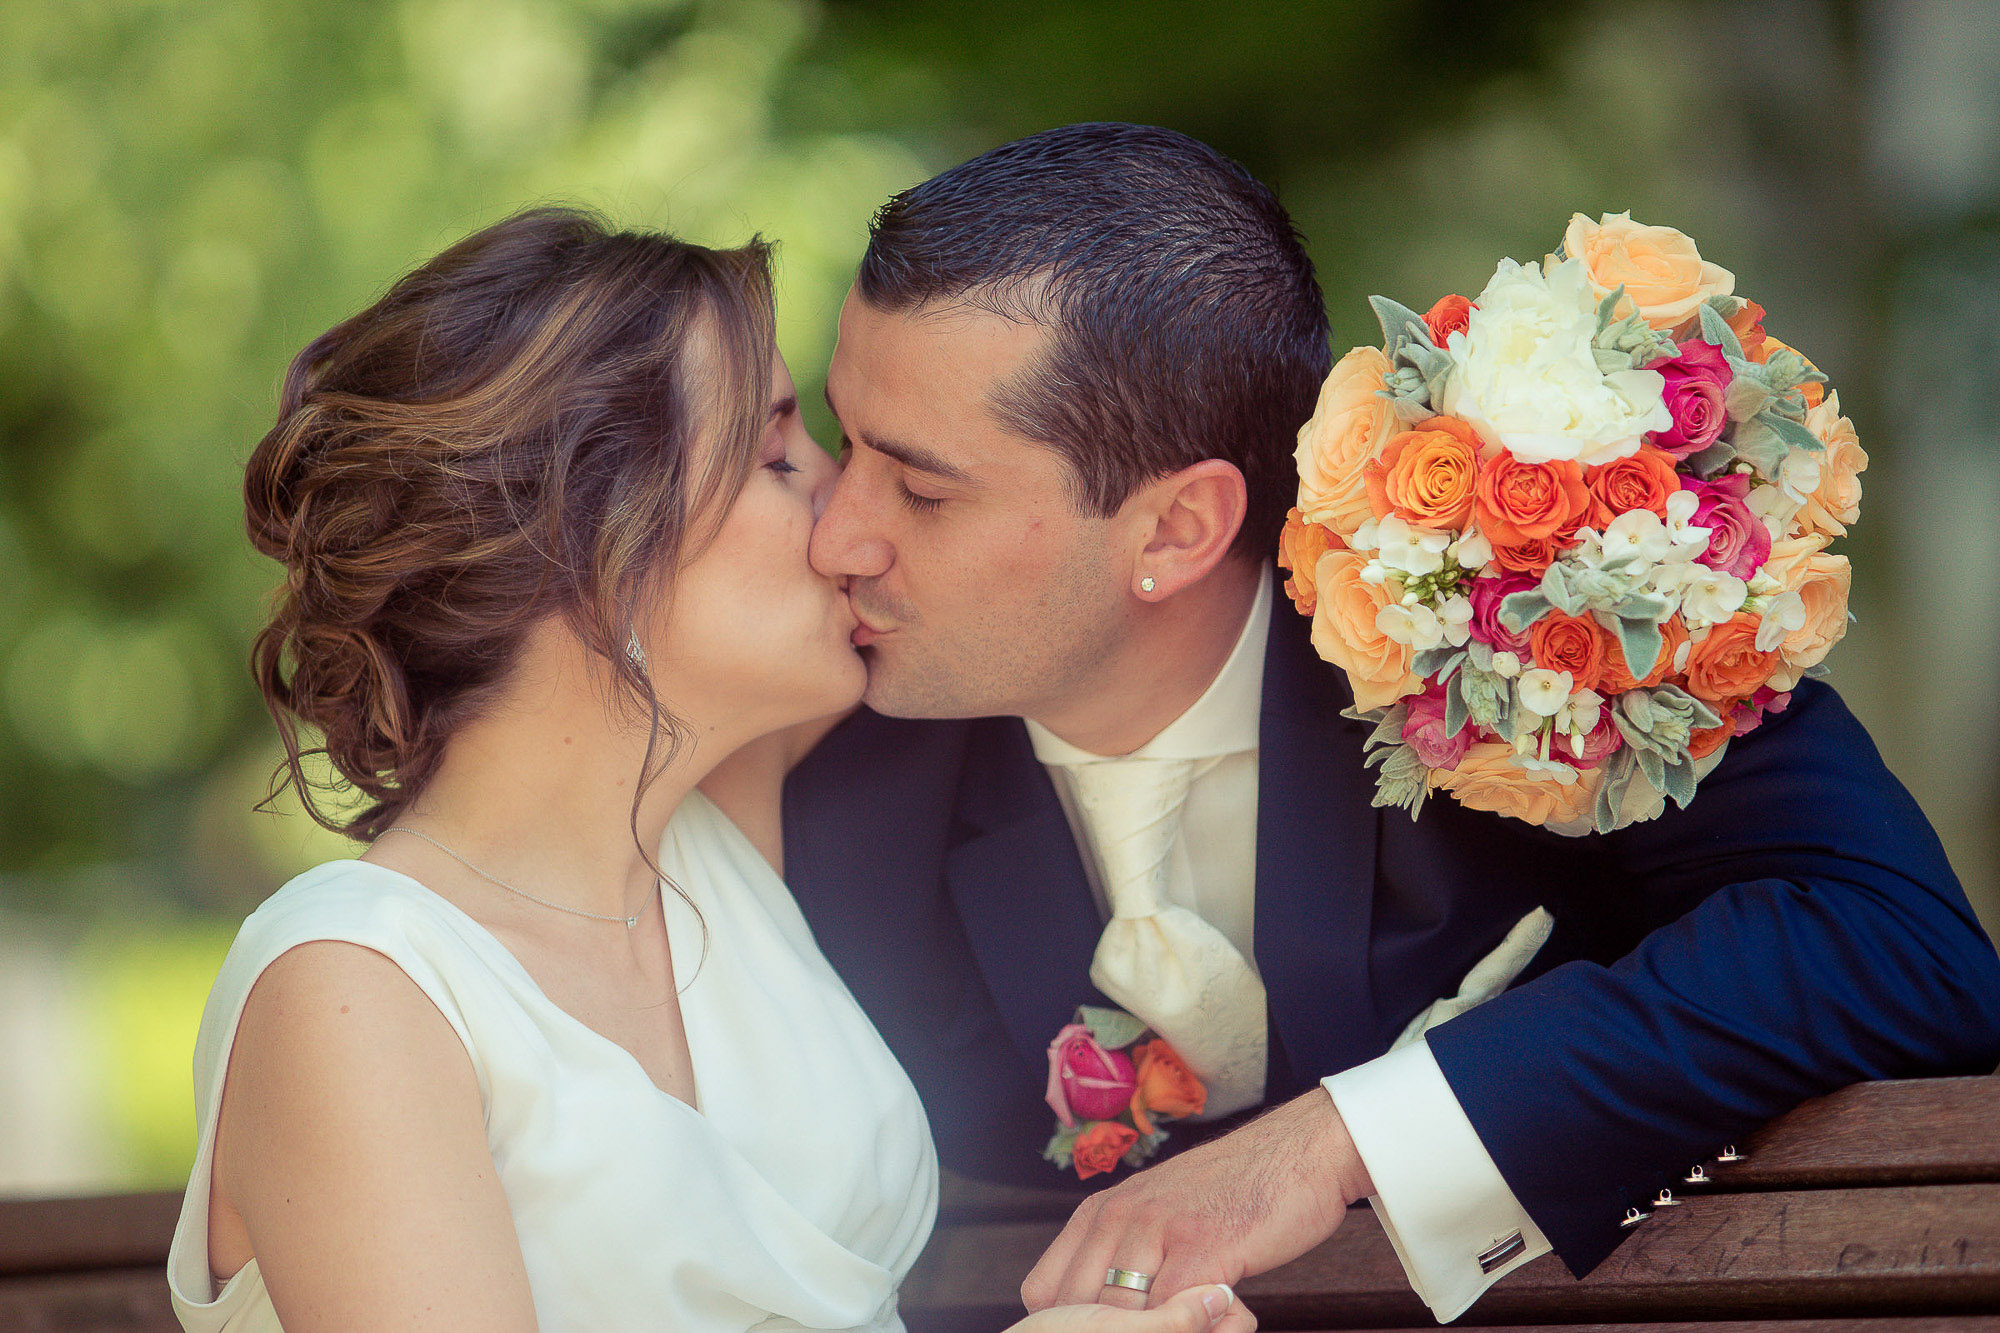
1104, 1268, 1155, 1293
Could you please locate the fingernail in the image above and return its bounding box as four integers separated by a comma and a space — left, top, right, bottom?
1202, 1284, 1235, 1320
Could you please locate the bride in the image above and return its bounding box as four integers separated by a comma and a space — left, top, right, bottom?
165, 209, 1244, 1333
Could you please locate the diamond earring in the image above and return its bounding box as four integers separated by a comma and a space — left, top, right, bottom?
625, 631, 648, 671
1140, 576, 1156, 594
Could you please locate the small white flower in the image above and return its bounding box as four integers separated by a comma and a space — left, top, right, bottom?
1517, 668, 1576, 717
1745, 482, 1801, 541
1515, 753, 1582, 784
1755, 591, 1807, 651
1374, 515, 1452, 577
1490, 650, 1523, 678
1376, 601, 1445, 649
1554, 686, 1604, 738
1681, 568, 1749, 627
1350, 517, 1382, 553
1778, 448, 1822, 502
1599, 508, 1676, 568
1360, 562, 1390, 585
1438, 594, 1474, 648
1451, 528, 1493, 572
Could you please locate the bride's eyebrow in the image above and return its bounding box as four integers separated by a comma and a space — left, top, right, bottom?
769, 394, 798, 421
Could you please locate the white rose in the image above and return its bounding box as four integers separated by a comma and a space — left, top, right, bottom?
1442, 258, 1673, 467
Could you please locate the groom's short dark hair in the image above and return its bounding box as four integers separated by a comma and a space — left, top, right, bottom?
857, 122, 1330, 558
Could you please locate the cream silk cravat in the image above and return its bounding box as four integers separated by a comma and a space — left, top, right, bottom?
1063, 755, 1269, 1118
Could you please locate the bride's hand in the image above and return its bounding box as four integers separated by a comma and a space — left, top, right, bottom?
1009, 1283, 1253, 1333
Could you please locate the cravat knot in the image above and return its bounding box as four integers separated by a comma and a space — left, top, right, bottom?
1061, 754, 1267, 1118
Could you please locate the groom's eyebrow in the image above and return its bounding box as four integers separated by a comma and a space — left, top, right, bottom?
824, 386, 975, 485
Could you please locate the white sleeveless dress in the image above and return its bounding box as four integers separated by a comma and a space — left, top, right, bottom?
166, 792, 939, 1332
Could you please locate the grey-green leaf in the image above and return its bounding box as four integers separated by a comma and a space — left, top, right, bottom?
1077, 1005, 1149, 1049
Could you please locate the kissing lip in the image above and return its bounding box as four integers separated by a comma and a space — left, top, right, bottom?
851, 618, 891, 648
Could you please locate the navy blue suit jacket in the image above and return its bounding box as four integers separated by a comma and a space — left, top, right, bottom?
783, 571, 2000, 1274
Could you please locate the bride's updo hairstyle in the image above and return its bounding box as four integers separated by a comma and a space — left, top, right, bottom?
247, 207, 775, 840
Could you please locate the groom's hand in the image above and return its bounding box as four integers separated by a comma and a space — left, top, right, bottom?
1021, 1090, 1372, 1315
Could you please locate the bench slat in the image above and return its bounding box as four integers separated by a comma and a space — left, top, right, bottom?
1706, 1076, 2000, 1189
902, 1183, 2000, 1331
0, 1268, 179, 1331
0, 1194, 180, 1278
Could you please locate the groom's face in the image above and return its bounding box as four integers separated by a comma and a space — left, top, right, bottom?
813, 290, 1127, 719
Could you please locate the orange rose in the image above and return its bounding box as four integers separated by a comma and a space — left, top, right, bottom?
1563, 212, 1735, 330
1424, 294, 1475, 346
1528, 611, 1607, 693
1475, 452, 1590, 546
1278, 508, 1341, 616
1752, 334, 1824, 409
1428, 741, 1604, 831
1487, 534, 1568, 576
1596, 614, 1689, 694
1683, 613, 1780, 707
1363, 416, 1482, 530
1687, 722, 1733, 761
1296, 346, 1400, 538
1071, 1121, 1140, 1180
1799, 394, 1865, 538
1129, 1040, 1206, 1135
1310, 548, 1423, 711
1724, 299, 1769, 361
1583, 446, 1681, 532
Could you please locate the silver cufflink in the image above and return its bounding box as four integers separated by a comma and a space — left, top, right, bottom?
1654, 1189, 1681, 1207
1476, 1230, 1524, 1274
1716, 1144, 1744, 1162
1621, 1206, 1649, 1228
1684, 1165, 1709, 1185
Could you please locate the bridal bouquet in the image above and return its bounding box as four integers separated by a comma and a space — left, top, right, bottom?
1280, 213, 1863, 835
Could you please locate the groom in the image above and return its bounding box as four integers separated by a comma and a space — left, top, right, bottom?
781, 123, 2000, 1321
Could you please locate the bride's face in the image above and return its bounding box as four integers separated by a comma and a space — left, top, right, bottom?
646, 351, 862, 745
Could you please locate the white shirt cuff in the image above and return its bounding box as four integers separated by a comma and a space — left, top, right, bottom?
1322, 1039, 1550, 1323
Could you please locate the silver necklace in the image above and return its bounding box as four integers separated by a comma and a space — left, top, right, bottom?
379, 827, 646, 930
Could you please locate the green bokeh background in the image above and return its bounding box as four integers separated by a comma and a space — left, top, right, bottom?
3, 0, 1996, 1194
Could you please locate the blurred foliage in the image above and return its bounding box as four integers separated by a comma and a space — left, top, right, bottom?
0, 0, 1607, 917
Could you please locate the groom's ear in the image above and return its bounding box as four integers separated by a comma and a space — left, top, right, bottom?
1126, 459, 1248, 600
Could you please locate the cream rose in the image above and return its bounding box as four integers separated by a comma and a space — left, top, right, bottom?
1296, 346, 1400, 538
1799, 392, 1867, 539
1562, 212, 1736, 330
1427, 741, 1604, 830
1772, 551, 1851, 686
1309, 547, 1422, 710
1441, 258, 1671, 466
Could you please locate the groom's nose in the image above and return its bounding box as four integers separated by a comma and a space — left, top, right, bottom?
809, 462, 894, 580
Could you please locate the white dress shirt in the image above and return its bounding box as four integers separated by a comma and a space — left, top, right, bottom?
1027, 573, 1550, 1323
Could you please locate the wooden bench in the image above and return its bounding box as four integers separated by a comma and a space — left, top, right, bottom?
903, 1075, 2000, 1332
2, 1076, 1994, 1331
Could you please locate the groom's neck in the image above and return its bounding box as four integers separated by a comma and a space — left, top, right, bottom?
1029, 557, 1263, 758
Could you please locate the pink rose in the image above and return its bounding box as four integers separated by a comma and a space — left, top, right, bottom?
1684, 474, 1770, 580
1046, 1023, 1136, 1127
1402, 684, 1474, 771
1467, 571, 1539, 655
1647, 341, 1731, 459
1552, 708, 1624, 770
1730, 685, 1792, 738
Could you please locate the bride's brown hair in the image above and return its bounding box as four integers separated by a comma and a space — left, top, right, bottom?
246, 207, 775, 840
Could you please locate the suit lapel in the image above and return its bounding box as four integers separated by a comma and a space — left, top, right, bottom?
944, 718, 1110, 1071
1255, 579, 1390, 1084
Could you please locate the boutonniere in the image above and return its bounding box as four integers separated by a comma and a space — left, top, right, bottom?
1043, 1005, 1207, 1180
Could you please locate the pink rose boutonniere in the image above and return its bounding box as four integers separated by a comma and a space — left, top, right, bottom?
1043, 1006, 1207, 1179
